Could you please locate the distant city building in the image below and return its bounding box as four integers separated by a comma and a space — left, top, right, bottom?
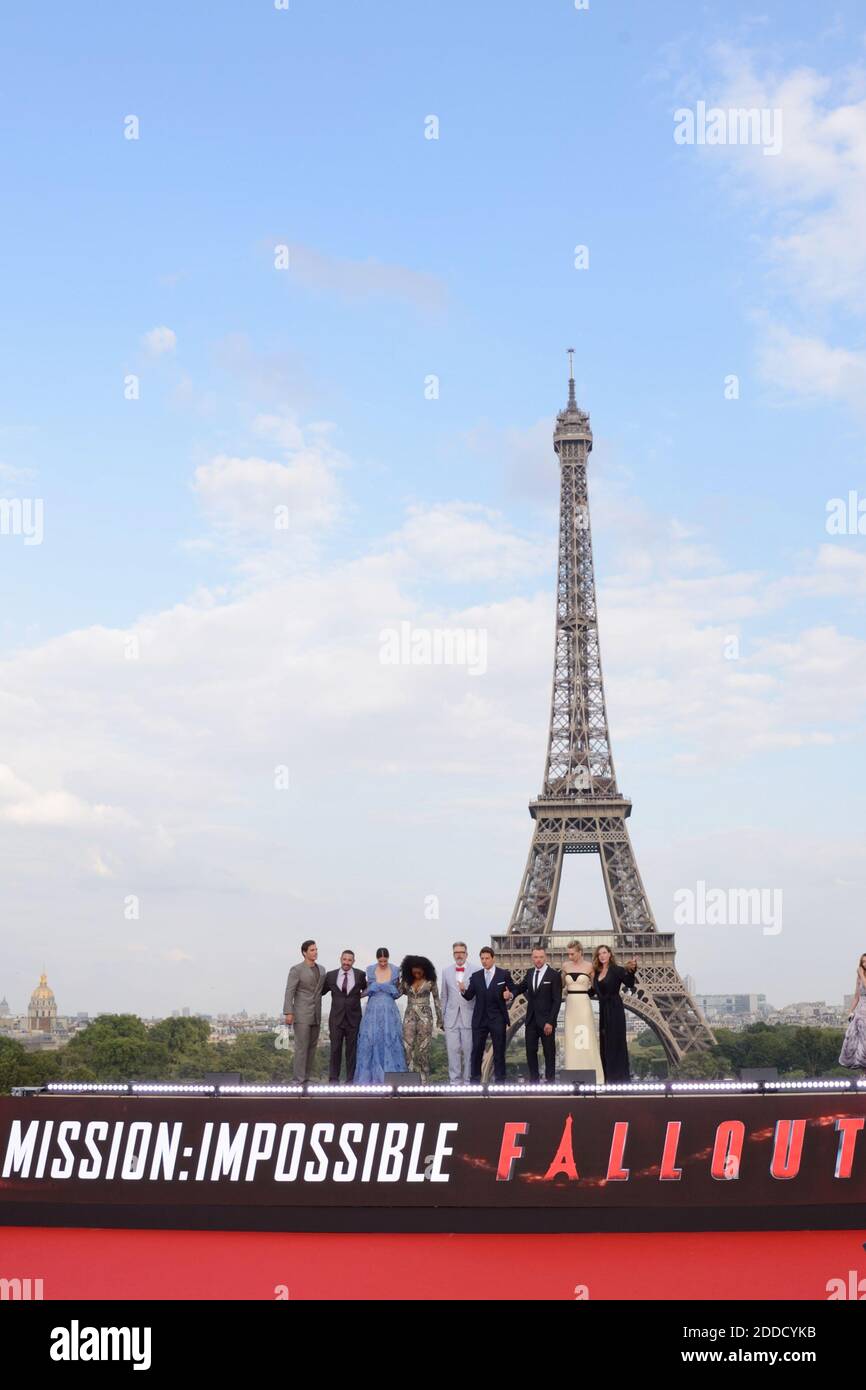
207, 1011, 282, 1045
689, 992, 848, 1033
0, 972, 89, 1051
769, 1000, 848, 1028
696, 993, 770, 1023
28, 972, 58, 1033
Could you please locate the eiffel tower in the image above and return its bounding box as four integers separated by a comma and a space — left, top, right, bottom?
491, 354, 715, 1068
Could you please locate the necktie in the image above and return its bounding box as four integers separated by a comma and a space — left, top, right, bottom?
535, 968, 542, 991
341, 972, 348, 994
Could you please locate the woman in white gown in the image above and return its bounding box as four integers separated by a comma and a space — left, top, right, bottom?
561, 940, 604, 1083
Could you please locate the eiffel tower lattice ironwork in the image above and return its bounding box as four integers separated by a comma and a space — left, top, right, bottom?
490, 354, 715, 1067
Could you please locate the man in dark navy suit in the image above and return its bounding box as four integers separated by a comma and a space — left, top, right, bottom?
510, 945, 562, 1081
461, 947, 515, 1082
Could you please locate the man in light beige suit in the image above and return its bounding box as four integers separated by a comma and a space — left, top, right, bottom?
283, 940, 326, 1083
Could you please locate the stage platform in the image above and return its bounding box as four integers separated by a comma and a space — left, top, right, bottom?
2, 1079, 865, 1235
3, 1225, 866, 1301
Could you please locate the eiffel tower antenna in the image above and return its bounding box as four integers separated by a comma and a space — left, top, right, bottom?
490, 363, 715, 1068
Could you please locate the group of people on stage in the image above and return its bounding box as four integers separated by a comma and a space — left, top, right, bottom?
283, 939, 866, 1086
282, 938, 638, 1086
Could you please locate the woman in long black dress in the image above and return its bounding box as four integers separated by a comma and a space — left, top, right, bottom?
592, 945, 638, 1082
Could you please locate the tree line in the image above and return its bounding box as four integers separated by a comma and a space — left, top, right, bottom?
0, 1015, 851, 1093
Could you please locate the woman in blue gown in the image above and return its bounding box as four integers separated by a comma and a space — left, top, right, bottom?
355, 947, 406, 1083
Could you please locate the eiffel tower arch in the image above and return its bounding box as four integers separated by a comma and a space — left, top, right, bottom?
490, 355, 715, 1071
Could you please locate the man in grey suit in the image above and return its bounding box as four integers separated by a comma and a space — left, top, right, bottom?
283, 939, 326, 1083
439, 942, 476, 1083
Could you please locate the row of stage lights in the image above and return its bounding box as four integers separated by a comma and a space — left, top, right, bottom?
17, 1077, 865, 1098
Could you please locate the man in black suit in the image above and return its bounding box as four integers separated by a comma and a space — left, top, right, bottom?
461, 947, 515, 1083
510, 945, 562, 1081
321, 950, 367, 1082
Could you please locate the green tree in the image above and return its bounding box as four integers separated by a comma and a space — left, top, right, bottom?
58, 1014, 170, 1081
629, 1042, 669, 1079
0, 1039, 65, 1093
149, 1016, 221, 1078
216, 1031, 298, 1083
0, 1037, 28, 1093
428, 1034, 450, 1082
672, 1049, 736, 1080
712, 1023, 847, 1077
149, 1016, 211, 1053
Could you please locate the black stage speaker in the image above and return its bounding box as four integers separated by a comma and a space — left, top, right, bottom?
560, 1069, 600, 1086
387, 1071, 420, 1086
740, 1067, 779, 1082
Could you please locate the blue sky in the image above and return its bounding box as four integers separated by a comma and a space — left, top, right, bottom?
1, 1, 865, 1016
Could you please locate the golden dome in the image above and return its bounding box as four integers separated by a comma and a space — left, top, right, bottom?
30, 972, 55, 1002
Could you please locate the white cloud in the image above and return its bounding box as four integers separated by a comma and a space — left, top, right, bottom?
3, 494, 865, 965
142, 326, 177, 356
189, 414, 346, 554
211, 334, 313, 409
688, 46, 866, 408
464, 417, 555, 500
389, 502, 548, 583
192, 451, 341, 536
281, 243, 446, 313
2, 404, 864, 1012
706, 52, 866, 287
0, 763, 128, 829
770, 544, 866, 601
252, 413, 309, 451
756, 323, 866, 407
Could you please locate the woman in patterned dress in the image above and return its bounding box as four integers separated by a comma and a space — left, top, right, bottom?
839, 952, 866, 1073
399, 956, 444, 1084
